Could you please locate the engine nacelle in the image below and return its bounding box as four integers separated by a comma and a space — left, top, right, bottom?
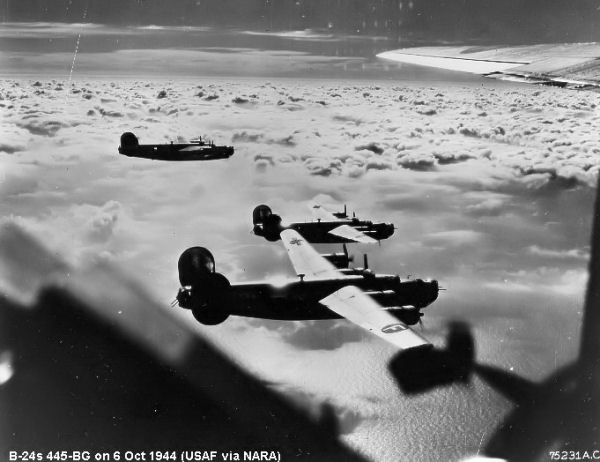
322, 252, 352, 269
363, 290, 401, 307
389, 307, 423, 326
321, 244, 353, 269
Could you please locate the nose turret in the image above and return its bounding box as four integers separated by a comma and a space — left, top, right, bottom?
385, 223, 395, 238
422, 278, 439, 305
408, 278, 439, 307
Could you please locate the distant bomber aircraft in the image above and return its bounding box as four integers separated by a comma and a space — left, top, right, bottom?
174, 229, 440, 351
252, 204, 395, 244
118, 132, 234, 161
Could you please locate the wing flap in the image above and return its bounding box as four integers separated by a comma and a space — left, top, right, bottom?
320, 285, 430, 350
328, 224, 377, 244
280, 229, 341, 280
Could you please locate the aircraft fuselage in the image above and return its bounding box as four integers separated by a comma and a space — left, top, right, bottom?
119, 143, 234, 161
180, 274, 438, 325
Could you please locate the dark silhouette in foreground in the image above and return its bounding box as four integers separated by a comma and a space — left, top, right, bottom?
0, 224, 363, 459
388, 174, 600, 461
388, 321, 474, 395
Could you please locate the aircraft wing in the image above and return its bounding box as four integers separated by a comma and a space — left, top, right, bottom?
280, 229, 342, 280
281, 230, 428, 350
311, 204, 340, 222
377, 43, 600, 90
320, 285, 430, 350
328, 224, 377, 244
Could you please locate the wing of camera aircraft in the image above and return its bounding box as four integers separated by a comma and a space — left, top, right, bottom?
280, 229, 430, 350
377, 43, 600, 90
310, 204, 378, 244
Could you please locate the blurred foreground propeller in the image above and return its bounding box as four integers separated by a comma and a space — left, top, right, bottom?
388, 321, 475, 394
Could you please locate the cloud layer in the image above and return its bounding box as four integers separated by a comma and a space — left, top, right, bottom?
2, 73, 597, 461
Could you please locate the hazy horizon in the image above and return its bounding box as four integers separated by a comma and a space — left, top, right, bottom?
3, 0, 600, 44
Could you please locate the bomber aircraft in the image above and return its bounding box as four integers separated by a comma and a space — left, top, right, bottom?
252, 204, 395, 244
174, 229, 440, 351
118, 132, 234, 161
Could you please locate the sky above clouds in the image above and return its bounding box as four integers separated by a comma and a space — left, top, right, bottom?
2, 23, 600, 461
5, 0, 600, 44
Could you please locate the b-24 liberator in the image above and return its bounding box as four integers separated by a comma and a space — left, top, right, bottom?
174, 229, 439, 351
252, 204, 395, 244
118, 132, 234, 161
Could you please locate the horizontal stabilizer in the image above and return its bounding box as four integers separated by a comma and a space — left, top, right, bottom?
311, 204, 340, 222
